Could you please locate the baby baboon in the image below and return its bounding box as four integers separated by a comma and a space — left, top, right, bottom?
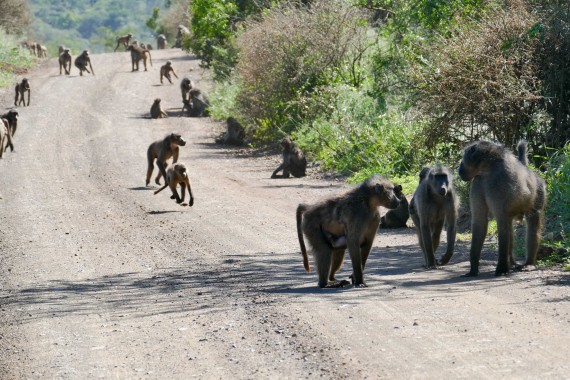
59, 48, 72, 75
146, 133, 187, 186
215, 117, 246, 146
150, 98, 168, 119
410, 165, 459, 269
127, 44, 152, 71
180, 78, 194, 103
1, 109, 18, 144
297, 176, 402, 288
271, 137, 307, 178
160, 61, 178, 84
0, 119, 14, 157
14, 78, 30, 107
114, 33, 133, 52
380, 191, 409, 228
185, 88, 210, 117
154, 163, 194, 206
74, 50, 95, 76
157, 34, 167, 50
458, 140, 547, 276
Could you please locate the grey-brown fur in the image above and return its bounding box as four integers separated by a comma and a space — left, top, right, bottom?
160, 61, 178, 84
150, 98, 168, 119
114, 34, 133, 52
14, 78, 30, 106
271, 137, 307, 178
0, 119, 14, 157
146, 133, 186, 186
74, 50, 94, 76
380, 191, 409, 228
215, 117, 245, 146
59, 48, 72, 75
127, 44, 152, 71
154, 163, 194, 206
157, 34, 167, 50
184, 88, 209, 117
180, 78, 193, 104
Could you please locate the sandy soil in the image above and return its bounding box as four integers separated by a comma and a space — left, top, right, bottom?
0, 49, 568, 380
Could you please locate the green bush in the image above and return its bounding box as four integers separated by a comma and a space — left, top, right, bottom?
544, 143, 570, 250
0, 28, 35, 88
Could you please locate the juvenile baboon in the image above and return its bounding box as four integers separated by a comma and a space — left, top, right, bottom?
271, 137, 307, 178
127, 44, 152, 71
180, 78, 193, 103
150, 98, 168, 119
160, 61, 178, 84
297, 176, 402, 288
157, 34, 167, 50
154, 163, 194, 206
380, 191, 409, 228
215, 117, 246, 146
458, 140, 547, 276
114, 33, 133, 51
14, 78, 30, 107
36, 43, 47, 58
146, 133, 187, 186
409, 165, 459, 268
0, 119, 14, 157
1, 109, 18, 139
74, 50, 95, 76
185, 88, 210, 117
59, 48, 72, 75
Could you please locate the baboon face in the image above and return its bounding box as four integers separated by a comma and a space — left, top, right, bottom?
428, 168, 451, 196
369, 179, 401, 210
154, 98, 161, 104
174, 163, 187, 178
280, 137, 293, 150
64, 49, 70, 54
21, 79, 30, 90
458, 141, 501, 181
170, 133, 186, 147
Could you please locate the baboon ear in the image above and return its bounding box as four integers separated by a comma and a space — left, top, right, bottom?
394, 184, 402, 193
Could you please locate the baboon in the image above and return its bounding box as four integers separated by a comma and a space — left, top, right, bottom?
175, 25, 189, 48
146, 44, 153, 50
114, 33, 133, 51
146, 133, 187, 186
185, 88, 210, 117
58, 45, 65, 55
150, 98, 168, 119
271, 137, 307, 178
1, 109, 19, 140
458, 140, 547, 276
180, 78, 193, 103
0, 119, 14, 158
14, 78, 30, 107
157, 34, 167, 50
59, 48, 72, 75
36, 43, 47, 58
160, 61, 178, 84
380, 192, 409, 228
154, 163, 194, 206
215, 117, 246, 146
74, 50, 95, 76
409, 165, 459, 269
140, 43, 146, 49
296, 176, 402, 288
127, 44, 152, 71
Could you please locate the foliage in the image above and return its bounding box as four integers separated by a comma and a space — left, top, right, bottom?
0, 0, 32, 35
543, 143, 570, 253
0, 28, 36, 88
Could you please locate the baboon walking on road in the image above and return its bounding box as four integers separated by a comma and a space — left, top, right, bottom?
75, 50, 94, 76
114, 34, 133, 51
296, 177, 402, 288
0, 119, 14, 157
146, 133, 187, 186
59, 48, 72, 75
14, 78, 30, 106
1, 110, 18, 138
458, 140, 547, 276
409, 165, 459, 268
154, 163, 194, 206
127, 44, 152, 71
160, 61, 178, 84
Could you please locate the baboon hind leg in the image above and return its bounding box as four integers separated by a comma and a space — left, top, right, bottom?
523, 212, 542, 269
329, 249, 346, 282
495, 218, 514, 276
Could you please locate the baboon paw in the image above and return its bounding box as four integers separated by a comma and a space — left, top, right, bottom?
170, 195, 176, 199
462, 271, 479, 277
354, 282, 368, 288
189, 199, 194, 207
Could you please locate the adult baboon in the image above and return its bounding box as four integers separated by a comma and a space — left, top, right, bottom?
380, 192, 409, 228
58, 45, 65, 55
458, 140, 547, 276
409, 165, 459, 268
0, 119, 14, 158
160, 61, 178, 84
59, 48, 72, 75
185, 88, 210, 117
146, 133, 187, 186
14, 78, 30, 107
297, 176, 402, 288
1, 109, 18, 139
127, 44, 152, 71
74, 50, 94, 76
180, 78, 193, 103
36, 43, 47, 58
154, 163, 194, 206
114, 33, 133, 51
150, 98, 168, 119
175, 25, 189, 48
215, 117, 246, 146
157, 34, 167, 50
271, 137, 307, 178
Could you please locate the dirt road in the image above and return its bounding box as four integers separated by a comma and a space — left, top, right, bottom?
0, 49, 568, 379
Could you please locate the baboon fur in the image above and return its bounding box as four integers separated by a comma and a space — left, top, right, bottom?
180, 78, 194, 103
75, 50, 94, 76
154, 163, 194, 206
157, 34, 167, 50
127, 44, 153, 71
458, 140, 547, 276
146, 133, 187, 186
296, 177, 402, 288
380, 192, 409, 228
215, 117, 245, 146
0, 119, 14, 157
409, 165, 459, 268
160, 61, 178, 84
271, 137, 307, 178
14, 78, 30, 106
114, 34, 133, 52
150, 98, 168, 119
59, 48, 72, 75
1, 110, 18, 138
184, 88, 210, 117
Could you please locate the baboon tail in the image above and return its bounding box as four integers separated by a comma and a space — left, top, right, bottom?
296, 204, 310, 272
154, 184, 168, 195
517, 139, 528, 166
148, 50, 153, 67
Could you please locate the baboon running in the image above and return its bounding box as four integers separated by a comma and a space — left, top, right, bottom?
215, 117, 245, 146
296, 176, 402, 288
146, 133, 187, 186
180, 78, 194, 103
127, 44, 152, 71
150, 98, 168, 119
154, 163, 194, 207
271, 137, 307, 178
59, 48, 72, 75
458, 140, 547, 276
380, 192, 409, 228
74, 50, 95, 76
160, 61, 178, 84
14, 78, 30, 107
114, 33, 133, 51
409, 165, 459, 268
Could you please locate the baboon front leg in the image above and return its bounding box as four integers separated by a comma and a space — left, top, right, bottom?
156, 160, 168, 185
186, 183, 194, 207
271, 163, 285, 178
146, 162, 154, 186
439, 221, 457, 266
496, 218, 514, 276
523, 211, 542, 269
348, 240, 366, 287
420, 224, 437, 269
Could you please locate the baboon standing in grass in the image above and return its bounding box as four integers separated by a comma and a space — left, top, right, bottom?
271, 137, 307, 178
409, 165, 459, 268
14, 78, 30, 106
458, 140, 546, 276
296, 177, 402, 288
154, 163, 194, 206
146, 133, 187, 186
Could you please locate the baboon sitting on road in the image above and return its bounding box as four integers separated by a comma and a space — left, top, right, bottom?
184, 88, 209, 117
14, 78, 30, 106
271, 137, 307, 178
297, 177, 402, 288
380, 191, 409, 228
409, 165, 459, 268
215, 117, 245, 146
59, 48, 72, 75
458, 140, 546, 276
180, 78, 194, 103
154, 163, 194, 206
160, 61, 178, 84
146, 133, 187, 186
75, 50, 94, 76
150, 98, 168, 119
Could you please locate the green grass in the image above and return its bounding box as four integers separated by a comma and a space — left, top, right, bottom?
0, 28, 36, 88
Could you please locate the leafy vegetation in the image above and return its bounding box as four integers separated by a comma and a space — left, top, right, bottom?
0, 28, 36, 88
